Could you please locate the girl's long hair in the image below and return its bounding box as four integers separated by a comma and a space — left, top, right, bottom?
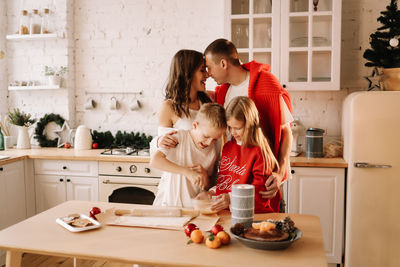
165, 49, 211, 118
226, 96, 279, 173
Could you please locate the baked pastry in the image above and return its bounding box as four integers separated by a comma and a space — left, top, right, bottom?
244, 227, 289, 242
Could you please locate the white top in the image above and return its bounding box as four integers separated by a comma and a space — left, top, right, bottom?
173, 109, 198, 130
153, 130, 218, 208
224, 73, 293, 126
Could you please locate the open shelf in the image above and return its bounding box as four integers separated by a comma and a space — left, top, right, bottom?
8, 85, 61, 91
6, 33, 58, 40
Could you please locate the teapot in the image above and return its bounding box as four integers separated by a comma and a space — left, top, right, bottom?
74, 125, 92, 150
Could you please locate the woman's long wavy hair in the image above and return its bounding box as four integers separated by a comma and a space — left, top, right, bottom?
226, 96, 279, 173
165, 49, 211, 118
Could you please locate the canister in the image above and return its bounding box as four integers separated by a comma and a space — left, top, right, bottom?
305, 128, 325, 158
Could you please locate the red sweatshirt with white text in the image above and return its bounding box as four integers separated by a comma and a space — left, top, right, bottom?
216, 139, 281, 213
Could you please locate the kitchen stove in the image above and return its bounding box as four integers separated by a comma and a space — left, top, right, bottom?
100, 147, 150, 157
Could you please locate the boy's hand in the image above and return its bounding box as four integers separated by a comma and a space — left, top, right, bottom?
211, 193, 230, 211
158, 130, 178, 149
184, 168, 205, 189
189, 164, 209, 190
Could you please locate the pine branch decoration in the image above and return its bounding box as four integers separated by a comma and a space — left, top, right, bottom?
363, 0, 400, 68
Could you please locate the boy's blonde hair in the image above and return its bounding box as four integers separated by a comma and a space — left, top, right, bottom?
196, 103, 227, 129
226, 96, 278, 173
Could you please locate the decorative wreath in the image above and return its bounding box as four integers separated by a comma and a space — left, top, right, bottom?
34, 113, 65, 147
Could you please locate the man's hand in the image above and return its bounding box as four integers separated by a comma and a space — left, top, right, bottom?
259, 172, 281, 199
184, 168, 204, 189
211, 193, 230, 211
189, 164, 209, 190
157, 130, 178, 149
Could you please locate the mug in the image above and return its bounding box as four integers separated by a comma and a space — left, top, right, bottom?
84, 98, 96, 110
110, 97, 119, 110
130, 100, 141, 111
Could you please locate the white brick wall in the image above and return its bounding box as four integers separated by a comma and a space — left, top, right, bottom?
1, 0, 388, 140
0, 0, 7, 118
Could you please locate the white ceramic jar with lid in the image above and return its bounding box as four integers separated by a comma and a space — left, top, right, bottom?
74, 125, 92, 150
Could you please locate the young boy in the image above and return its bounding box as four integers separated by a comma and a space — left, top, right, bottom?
151, 103, 226, 208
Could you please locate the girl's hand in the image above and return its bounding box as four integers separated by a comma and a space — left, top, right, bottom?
158, 131, 178, 149
189, 164, 209, 190
211, 193, 230, 211
259, 172, 280, 199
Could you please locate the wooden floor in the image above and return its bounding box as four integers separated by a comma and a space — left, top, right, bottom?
20, 253, 133, 267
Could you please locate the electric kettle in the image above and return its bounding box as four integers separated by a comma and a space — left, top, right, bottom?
74, 125, 92, 150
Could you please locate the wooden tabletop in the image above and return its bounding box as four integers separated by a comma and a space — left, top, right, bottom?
0, 148, 347, 167
0, 200, 327, 267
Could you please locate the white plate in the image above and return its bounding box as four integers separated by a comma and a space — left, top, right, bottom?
56, 214, 101, 232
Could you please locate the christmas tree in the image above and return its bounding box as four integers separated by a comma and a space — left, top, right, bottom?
363, 0, 400, 68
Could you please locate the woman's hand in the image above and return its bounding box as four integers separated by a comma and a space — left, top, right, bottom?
211, 193, 230, 211
189, 164, 209, 190
157, 130, 178, 149
259, 172, 280, 199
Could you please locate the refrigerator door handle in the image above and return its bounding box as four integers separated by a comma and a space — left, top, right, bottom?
354, 162, 392, 168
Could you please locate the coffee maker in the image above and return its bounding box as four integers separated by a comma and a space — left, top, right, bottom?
290, 120, 303, 156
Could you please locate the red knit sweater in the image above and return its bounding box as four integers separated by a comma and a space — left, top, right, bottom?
215, 61, 292, 159
216, 139, 280, 213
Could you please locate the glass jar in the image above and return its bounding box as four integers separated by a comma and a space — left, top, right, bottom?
30, 9, 41, 34
40, 8, 50, 34
19, 10, 29, 34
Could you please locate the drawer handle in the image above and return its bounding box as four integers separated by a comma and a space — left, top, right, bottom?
291, 170, 295, 174
0, 167, 3, 171
59, 178, 64, 182
62, 166, 67, 170
66, 179, 71, 182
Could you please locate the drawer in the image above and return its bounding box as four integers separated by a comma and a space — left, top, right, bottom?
34, 160, 98, 176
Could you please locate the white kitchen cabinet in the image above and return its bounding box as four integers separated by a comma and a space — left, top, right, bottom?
34, 160, 98, 213
225, 0, 341, 90
286, 167, 345, 263
0, 160, 27, 264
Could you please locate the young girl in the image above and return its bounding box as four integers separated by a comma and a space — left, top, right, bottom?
210, 96, 280, 213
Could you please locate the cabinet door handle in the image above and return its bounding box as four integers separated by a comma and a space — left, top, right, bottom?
66, 179, 71, 182
354, 162, 392, 168
291, 169, 295, 174
59, 178, 64, 182
0, 167, 3, 171
282, 84, 287, 88
62, 166, 67, 170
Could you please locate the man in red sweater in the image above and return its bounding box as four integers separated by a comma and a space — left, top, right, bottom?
204, 38, 293, 204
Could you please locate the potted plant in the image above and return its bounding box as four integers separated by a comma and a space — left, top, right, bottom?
8, 108, 36, 149
363, 0, 400, 90
44, 66, 68, 87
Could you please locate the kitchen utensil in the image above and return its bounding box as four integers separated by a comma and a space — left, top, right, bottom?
109, 97, 119, 110
129, 99, 141, 111
305, 128, 325, 158
230, 226, 302, 250
192, 197, 218, 215
84, 98, 96, 110
74, 125, 92, 150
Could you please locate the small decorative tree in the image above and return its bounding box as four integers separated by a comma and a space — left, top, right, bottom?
363, 0, 400, 68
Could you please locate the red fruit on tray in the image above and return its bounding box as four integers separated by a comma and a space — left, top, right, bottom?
89, 207, 101, 220
211, 224, 224, 235
184, 223, 198, 237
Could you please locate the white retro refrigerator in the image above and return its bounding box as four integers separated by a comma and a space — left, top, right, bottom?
342, 91, 400, 267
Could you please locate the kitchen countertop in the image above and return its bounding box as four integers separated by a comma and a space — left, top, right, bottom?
0, 148, 347, 168
0, 200, 327, 267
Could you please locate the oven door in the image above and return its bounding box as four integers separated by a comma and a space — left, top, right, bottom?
99, 176, 160, 205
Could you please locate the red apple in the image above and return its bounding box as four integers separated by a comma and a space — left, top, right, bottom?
64, 142, 71, 149
184, 223, 198, 237
92, 142, 99, 149
90, 207, 101, 220
211, 224, 224, 235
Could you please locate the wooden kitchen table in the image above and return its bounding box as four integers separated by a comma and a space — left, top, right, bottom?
0, 201, 327, 267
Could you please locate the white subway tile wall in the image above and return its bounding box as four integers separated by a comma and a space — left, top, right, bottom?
1, 0, 386, 139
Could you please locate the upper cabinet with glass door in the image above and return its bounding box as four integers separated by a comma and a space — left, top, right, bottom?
280, 0, 341, 90
227, 0, 281, 78
226, 0, 342, 91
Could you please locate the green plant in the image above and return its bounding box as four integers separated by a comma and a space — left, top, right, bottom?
44, 66, 68, 76
7, 108, 36, 127
363, 0, 400, 68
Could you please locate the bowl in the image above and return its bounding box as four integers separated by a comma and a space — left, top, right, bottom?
191, 198, 218, 215
230, 226, 302, 250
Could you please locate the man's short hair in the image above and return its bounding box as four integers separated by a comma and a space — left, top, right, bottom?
204, 38, 241, 66
196, 103, 227, 129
